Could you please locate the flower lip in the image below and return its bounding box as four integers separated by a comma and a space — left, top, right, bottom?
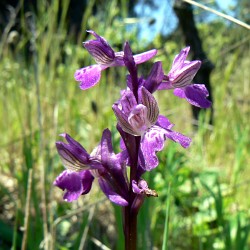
53, 170, 94, 202
174, 84, 212, 108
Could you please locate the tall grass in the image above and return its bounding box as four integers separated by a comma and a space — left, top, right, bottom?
0, 0, 250, 249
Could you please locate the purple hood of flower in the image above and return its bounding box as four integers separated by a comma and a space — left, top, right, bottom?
160, 46, 201, 89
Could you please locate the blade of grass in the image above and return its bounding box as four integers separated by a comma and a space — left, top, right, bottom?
183, 0, 250, 30
78, 206, 95, 250
11, 206, 22, 250
90, 237, 111, 250
162, 182, 171, 250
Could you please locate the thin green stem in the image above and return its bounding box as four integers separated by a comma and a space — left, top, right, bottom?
21, 169, 33, 250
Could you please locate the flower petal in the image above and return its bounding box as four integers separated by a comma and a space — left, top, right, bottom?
112, 104, 135, 135
120, 90, 137, 116
169, 60, 201, 88
79, 170, 95, 194
143, 61, 164, 93
100, 128, 125, 169
171, 47, 190, 70
174, 84, 212, 108
141, 125, 167, 170
56, 134, 90, 172
100, 129, 129, 192
132, 179, 148, 194
54, 170, 94, 202
61, 133, 88, 153
133, 49, 157, 64
139, 87, 159, 125
156, 115, 174, 130
157, 115, 191, 148
159, 47, 201, 89
164, 129, 192, 148
128, 104, 150, 135
100, 129, 113, 162
56, 133, 102, 171
184, 84, 211, 108
98, 178, 128, 206
84, 30, 115, 65
74, 65, 107, 90
173, 87, 186, 98
157, 81, 172, 90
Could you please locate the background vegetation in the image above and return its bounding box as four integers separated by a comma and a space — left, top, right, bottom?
0, 0, 250, 249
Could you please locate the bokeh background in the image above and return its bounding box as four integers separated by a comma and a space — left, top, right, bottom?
0, 0, 250, 249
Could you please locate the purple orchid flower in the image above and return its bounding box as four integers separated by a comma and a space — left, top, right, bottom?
54, 130, 129, 206
113, 86, 191, 170
157, 47, 211, 108
74, 30, 157, 90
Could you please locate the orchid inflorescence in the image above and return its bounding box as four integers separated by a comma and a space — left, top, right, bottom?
54, 30, 211, 247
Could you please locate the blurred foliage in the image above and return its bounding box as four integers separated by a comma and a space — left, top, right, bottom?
0, 0, 250, 249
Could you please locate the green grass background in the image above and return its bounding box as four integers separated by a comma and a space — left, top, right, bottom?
0, 0, 250, 249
